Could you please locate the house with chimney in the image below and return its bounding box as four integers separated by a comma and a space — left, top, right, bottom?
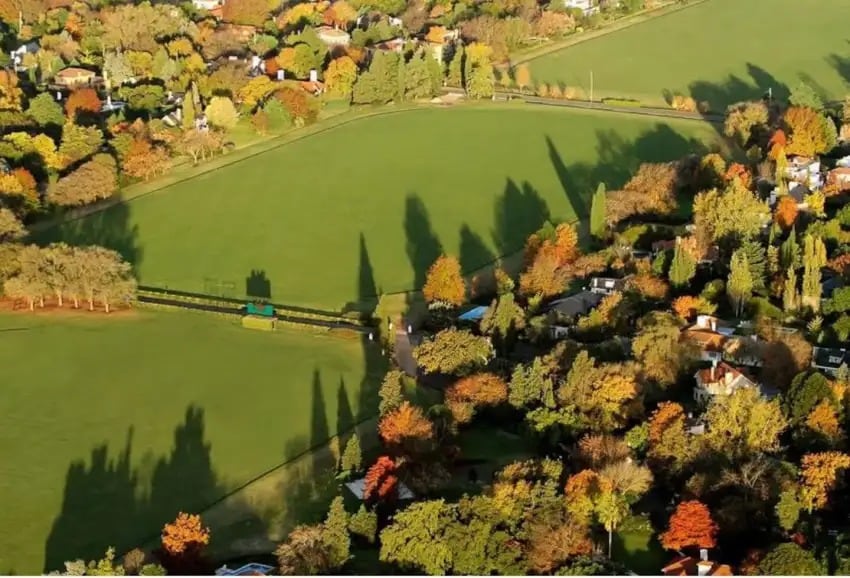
693, 360, 758, 404
662, 550, 732, 576
681, 315, 735, 363
811, 346, 850, 376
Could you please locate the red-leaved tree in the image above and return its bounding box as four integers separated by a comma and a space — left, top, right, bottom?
363, 455, 398, 503
660, 500, 718, 551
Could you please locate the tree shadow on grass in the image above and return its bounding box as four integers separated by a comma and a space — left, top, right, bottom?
35, 201, 143, 276
404, 194, 443, 292
459, 224, 496, 275
245, 269, 272, 302
687, 63, 790, 117
43, 405, 233, 573
491, 178, 550, 258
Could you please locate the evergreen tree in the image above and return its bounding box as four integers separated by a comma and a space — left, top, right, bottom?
740, 238, 767, 294
802, 234, 826, 311
403, 52, 433, 100
447, 45, 464, 87
340, 434, 362, 475
182, 96, 195, 130
322, 496, 350, 569
780, 227, 800, 270
590, 182, 607, 239
427, 52, 443, 95
668, 241, 696, 288
783, 266, 799, 312
727, 250, 753, 317
379, 369, 405, 415
463, 43, 494, 99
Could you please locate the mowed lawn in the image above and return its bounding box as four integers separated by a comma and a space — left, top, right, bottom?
527, 0, 850, 109
42, 105, 720, 311
0, 310, 383, 574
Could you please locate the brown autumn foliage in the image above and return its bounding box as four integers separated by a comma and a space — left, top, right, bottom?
65, 87, 101, 118
122, 138, 170, 181
526, 516, 593, 573
725, 162, 752, 189
423, 254, 465, 306
606, 162, 680, 225
363, 455, 398, 502
275, 87, 318, 125
519, 223, 580, 297
562, 251, 609, 279
378, 401, 434, 447
660, 500, 718, 550
161, 512, 210, 556
672, 295, 715, 320
629, 273, 669, 300
775, 195, 799, 229
649, 402, 686, 445
576, 433, 630, 469
759, 322, 813, 390
221, 0, 270, 26
828, 253, 850, 276
445, 373, 508, 424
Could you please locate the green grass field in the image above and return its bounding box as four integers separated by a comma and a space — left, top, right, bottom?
0, 309, 384, 574
527, 0, 850, 109
41, 105, 720, 311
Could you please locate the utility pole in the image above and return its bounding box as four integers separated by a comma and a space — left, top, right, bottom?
590, 69, 594, 103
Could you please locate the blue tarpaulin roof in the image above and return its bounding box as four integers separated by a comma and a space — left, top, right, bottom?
458, 305, 488, 321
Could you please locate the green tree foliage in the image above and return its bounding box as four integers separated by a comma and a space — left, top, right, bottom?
263, 98, 292, 131
182, 96, 196, 130
323, 497, 350, 569
723, 101, 769, 146
349, 505, 377, 544
668, 241, 696, 288
776, 487, 802, 532
413, 328, 493, 375
403, 52, 435, 100
205, 96, 239, 130
703, 387, 787, 461
727, 250, 752, 317
783, 266, 800, 312
463, 43, 495, 99
480, 292, 525, 354
781, 227, 801, 270
447, 45, 464, 87
353, 51, 401, 104
694, 180, 769, 246
378, 369, 405, 415
340, 434, 362, 475
58, 122, 104, 168
632, 312, 692, 388
379, 500, 455, 574
802, 235, 826, 311
26, 93, 64, 127
783, 372, 836, 425
739, 238, 767, 295
789, 81, 824, 112
509, 357, 555, 409
758, 543, 824, 576
590, 182, 606, 239
118, 83, 165, 116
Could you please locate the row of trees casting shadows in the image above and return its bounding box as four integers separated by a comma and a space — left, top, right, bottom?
42, 366, 381, 574
43, 124, 712, 312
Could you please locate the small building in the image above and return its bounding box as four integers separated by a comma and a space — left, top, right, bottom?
192, 0, 221, 9
547, 291, 602, 318
458, 305, 489, 322
828, 167, 850, 191
785, 156, 822, 189
563, 0, 599, 15
9, 41, 38, 70
589, 276, 629, 295
694, 361, 759, 404
53, 67, 97, 88
812, 346, 849, 376
316, 25, 351, 47
374, 37, 405, 53
662, 551, 733, 576
215, 563, 275, 576
345, 477, 415, 500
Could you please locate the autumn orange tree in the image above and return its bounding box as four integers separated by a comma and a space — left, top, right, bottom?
162, 512, 210, 555
806, 399, 842, 442
564, 469, 603, 525
768, 129, 787, 160
363, 455, 399, 502
65, 88, 101, 118
800, 451, 850, 511
660, 500, 718, 551
378, 401, 434, 451
422, 254, 465, 306
775, 195, 799, 229
672, 295, 716, 320
519, 223, 580, 298
725, 162, 752, 189
445, 373, 508, 424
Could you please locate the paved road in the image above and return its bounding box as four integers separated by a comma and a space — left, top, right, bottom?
394, 328, 418, 377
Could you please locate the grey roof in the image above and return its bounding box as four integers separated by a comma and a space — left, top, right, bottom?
812, 347, 849, 371
547, 291, 602, 317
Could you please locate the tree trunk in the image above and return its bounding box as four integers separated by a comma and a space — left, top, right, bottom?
104, 298, 110, 313
28, 297, 34, 311
39, 296, 44, 308
56, 291, 63, 308
73, 295, 79, 308
608, 529, 612, 559
88, 293, 94, 311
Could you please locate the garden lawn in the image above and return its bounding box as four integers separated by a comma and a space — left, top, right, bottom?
0, 309, 383, 574
40, 105, 720, 311
526, 0, 850, 110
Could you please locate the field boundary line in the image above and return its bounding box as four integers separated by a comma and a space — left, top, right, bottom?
511, 0, 713, 66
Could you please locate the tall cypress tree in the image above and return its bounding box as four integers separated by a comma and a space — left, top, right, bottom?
668, 241, 696, 287
590, 182, 607, 239
727, 250, 753, 317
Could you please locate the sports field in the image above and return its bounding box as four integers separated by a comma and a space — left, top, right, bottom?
0, 309, 383, 573
41, 105, 721, 311
526, 0, 850, 109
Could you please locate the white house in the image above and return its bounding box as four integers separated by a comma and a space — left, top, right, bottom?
563, 0, 599, 14
694, 361, 758, 404
316, 25, 351, 47
785, 156, 822, 190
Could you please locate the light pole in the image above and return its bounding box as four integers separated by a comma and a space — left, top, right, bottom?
590, 69, 594, 103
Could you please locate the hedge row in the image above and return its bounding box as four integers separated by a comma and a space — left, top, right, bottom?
601, 98, 642, 108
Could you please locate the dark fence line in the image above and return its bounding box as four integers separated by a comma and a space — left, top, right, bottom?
136, 294, 370, 333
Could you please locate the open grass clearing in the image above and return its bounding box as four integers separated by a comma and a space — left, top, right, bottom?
40, 104, 722, 312
0, 309, 384, 574
527, 0, 850, 110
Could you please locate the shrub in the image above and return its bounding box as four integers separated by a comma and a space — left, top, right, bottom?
602, 97, 641, 107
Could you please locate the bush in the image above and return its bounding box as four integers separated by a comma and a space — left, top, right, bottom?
601, 97, 641, 107
670, 94, 697, 112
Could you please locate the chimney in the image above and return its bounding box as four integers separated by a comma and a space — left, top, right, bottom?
710, 318, 717, 332
711, 358, 718, 380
